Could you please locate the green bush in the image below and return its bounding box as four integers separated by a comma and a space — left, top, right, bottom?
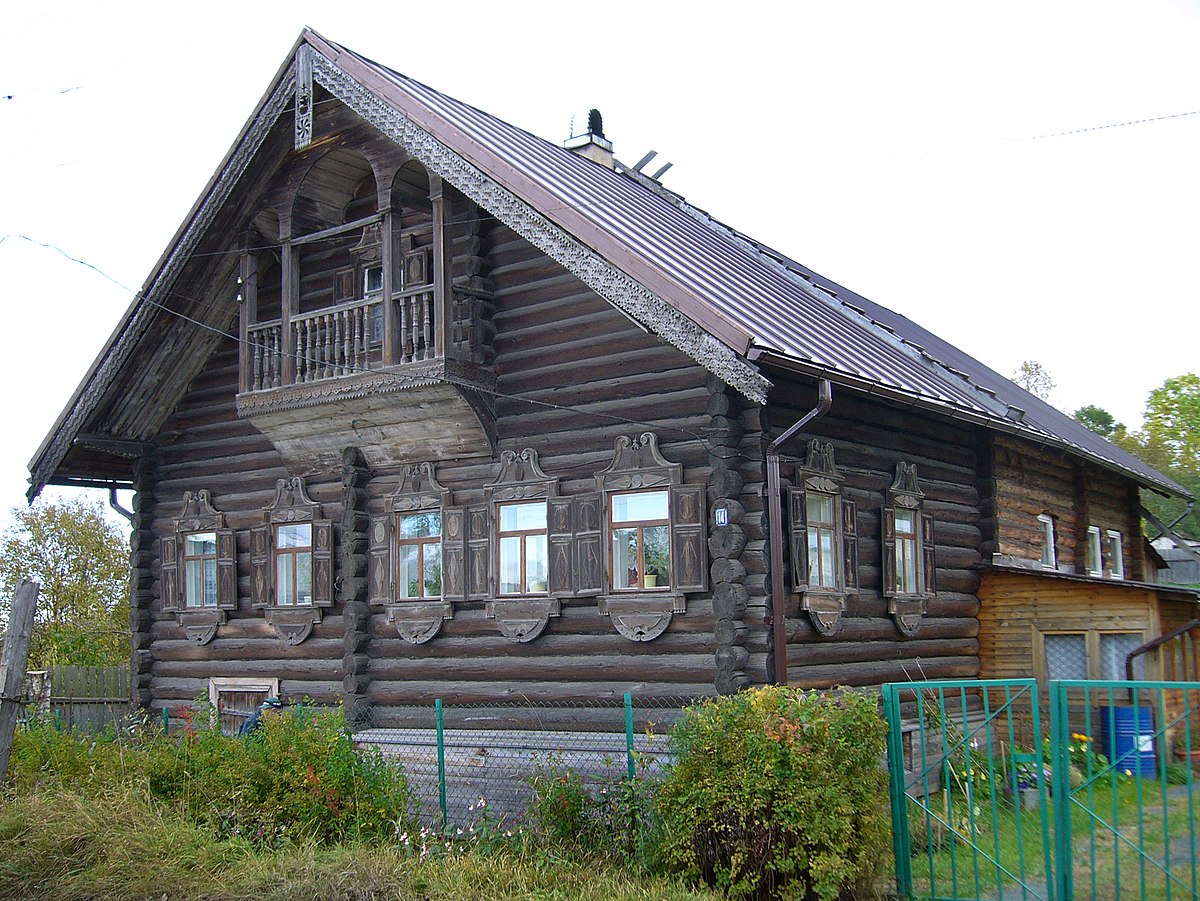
655, 686, 890, 900
7, 703, 413, 846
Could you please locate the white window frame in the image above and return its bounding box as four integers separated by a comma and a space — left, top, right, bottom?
1103, 530, 1125, 580
1038, 514, 1057, 569
1085, 526, 1103, 577
1037, 629, 1148, 684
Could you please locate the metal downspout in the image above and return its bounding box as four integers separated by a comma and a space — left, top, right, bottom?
767, 379, 832, 685
108, 487, 134, 523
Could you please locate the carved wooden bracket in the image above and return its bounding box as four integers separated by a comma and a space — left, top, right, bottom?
802, 592, 846, 637
177, 608, 226, 646
890, 597, 926, 637
485, 598, 560, 642
598, 593, 683, 642
264, 606, 322, 645
387, 601, 453, 644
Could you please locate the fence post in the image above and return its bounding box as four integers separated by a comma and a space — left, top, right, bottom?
435, 698, 447, 831
624, 691, 636, 781
162, 705, 169, 735
1050, 681, 1071, 901
881, 683, 912, 899
0, 579, 40, 784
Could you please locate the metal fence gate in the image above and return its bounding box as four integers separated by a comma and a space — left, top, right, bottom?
884, 678, 1200, 901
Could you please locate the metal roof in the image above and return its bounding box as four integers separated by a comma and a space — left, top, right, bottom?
319, 33, 1187, 498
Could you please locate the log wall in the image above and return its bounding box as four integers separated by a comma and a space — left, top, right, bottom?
763, 374, 983, 687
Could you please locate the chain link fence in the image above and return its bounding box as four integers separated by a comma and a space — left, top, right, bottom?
355, 694, 698, 828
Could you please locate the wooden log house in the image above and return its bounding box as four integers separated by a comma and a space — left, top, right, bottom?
28, 31, 1198, 729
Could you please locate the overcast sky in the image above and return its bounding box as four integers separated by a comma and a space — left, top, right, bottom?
1, 0, 1197, 530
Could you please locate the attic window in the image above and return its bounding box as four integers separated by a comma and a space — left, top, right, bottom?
1038, 514, 1057, 569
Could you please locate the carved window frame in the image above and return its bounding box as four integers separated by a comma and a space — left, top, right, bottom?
787, 440, 859, 637
160, 490, 237, 646
593, 433, 708, 642
882, 461, 935, 638
248, 477, 334, 645
482, 449, 561, 642
368, 462, 460, 644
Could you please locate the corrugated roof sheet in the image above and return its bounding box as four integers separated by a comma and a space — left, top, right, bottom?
317, 34, 1185, 497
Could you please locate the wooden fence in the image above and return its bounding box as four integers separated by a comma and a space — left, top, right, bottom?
36, 665, 131, 733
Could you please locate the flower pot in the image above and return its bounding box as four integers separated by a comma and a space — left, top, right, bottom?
643, 575, 658, 588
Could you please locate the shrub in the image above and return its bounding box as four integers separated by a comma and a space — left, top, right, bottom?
655, 686, 889, 900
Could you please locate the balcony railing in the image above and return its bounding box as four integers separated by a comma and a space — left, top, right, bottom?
244, 288, 439, 393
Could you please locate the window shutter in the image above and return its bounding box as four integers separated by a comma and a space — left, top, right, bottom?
161, 534, 179, 612
465, 505, 491, 601
574, 493, 603, 597
787, 485, 808, 592
312, 519, 334, 607
333, 269, 354, 302
670, 484, 708, 593
442, 506, 466, 602
548, 497, 575, 597
882, 504, 898, 599
842, 499, 859, 593
249, 524, 272, 608
367, 514, 393, 605
215, 528, 238, 610
921, 514, 936, 598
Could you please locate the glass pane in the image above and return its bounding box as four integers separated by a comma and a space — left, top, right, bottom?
1087, 529, 1102, 573
1040, 518, 1056, 567
398, 544, 420, 598
1100, 633, 1144, 680
185, 558, 217, 608
296, 552, 312, 605
277, 523, 311, 549
613, 526, 639, 589
499, 536, 522, 594
806, 493, 834, 524
399, 512, 441, 539
185, 532, 216, 556
276, 555, 295, 605
807, 527, 821, 584
819, 529, 836, 588
612, 490, 669, 523
364, 266, 383, 294
895, 537, 918, 593
500, 502, 546, 532
895, 509, 915, 535
644, 525, 669, 587
1045, 633, 1088, 681
526, 535, 548, 592
424, 541, 442, 597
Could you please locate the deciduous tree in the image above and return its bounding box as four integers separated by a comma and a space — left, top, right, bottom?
0, 498, 130, 667
1013, 360, 1055, 401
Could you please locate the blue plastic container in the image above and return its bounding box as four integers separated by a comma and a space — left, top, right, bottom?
1099, 706, 1157, 777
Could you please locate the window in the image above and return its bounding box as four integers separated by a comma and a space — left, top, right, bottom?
274, 523, 313, 606
1103, 530, 1124, 580
806, 491, 838, 589
893, 508, 920, 595
497, 501, 548, 595
182, 531, 218, 608
1039, 629, 1148, 682
1038, 514, 1057, 569
364, 264, 383, 295
1086, 526, 1103, 576
397, 512, 442, 599
610, 490, 670, 591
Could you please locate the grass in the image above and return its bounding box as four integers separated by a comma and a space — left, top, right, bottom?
903, 774, 1200, 901
0, 786, 719, 901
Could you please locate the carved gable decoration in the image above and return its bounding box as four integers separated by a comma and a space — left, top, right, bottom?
249, 477, 334, 645
483, 448, 561, 642
294, 44, 313, 150
161, 491, 237, 646
371, 462, 457, 644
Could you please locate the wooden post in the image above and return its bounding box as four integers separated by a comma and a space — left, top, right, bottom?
429, 175, 453, 361
0, 579, 39, 784
281, 243, 297, 386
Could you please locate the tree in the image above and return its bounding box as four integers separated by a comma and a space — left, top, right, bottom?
1074, 404, 1118, 438
0, 499, 130, 667
1012, 360, 1055, 401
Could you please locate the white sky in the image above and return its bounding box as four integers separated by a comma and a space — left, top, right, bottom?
1, 0, 1197, 530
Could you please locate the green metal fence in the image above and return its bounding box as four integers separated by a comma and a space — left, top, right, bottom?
354, 693, 686, 829
884, 678, 1200, 901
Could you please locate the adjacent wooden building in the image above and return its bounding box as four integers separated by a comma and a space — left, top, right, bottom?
29, 32, 1198, 728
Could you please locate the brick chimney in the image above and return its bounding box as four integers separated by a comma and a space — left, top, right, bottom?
564, 108, 614, 169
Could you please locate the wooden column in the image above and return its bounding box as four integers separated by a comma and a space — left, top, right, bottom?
281, 243, 298, 386
0, 579, 39, 784
238, 250, 258, 394
430, 175, 454, 360
381, 209, 398, 366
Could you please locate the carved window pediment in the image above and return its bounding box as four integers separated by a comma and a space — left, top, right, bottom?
249, 477, 334, 645
161, 490, 237, 645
